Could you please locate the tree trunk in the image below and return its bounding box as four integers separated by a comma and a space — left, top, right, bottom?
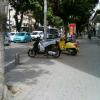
63, 19, 69, 38
0, 14, 6, 100
14, 11, 24, 32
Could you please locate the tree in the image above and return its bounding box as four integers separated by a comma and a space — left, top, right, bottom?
48, 0, 99, 32
8, 0, 42, 31
31, 0, 43, 28
32, 2, 64, 28
8, 0, 99, 32
47, 7, 64, 27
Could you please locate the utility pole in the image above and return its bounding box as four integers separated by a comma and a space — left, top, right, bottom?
44, 0, 47, 41
0, 0, 8, 99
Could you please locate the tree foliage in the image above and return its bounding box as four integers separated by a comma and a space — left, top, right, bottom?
8, 0, 42, 31
8, 0, 64, 31
8, 0, 99, 32
48, 0, 99, 32
47, 7, 64, 27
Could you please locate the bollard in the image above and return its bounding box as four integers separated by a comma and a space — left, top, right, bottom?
15, 53, 20, 65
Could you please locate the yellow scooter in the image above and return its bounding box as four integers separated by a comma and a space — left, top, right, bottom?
59, 37, 79, 55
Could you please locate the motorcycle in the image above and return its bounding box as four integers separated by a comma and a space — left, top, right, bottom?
28, 37, 61, 58
59, 37, 79, 56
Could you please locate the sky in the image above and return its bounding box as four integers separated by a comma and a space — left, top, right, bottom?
90, 1, 100, 20
95, 0, 100, 10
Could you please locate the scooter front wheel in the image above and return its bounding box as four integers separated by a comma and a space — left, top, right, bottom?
28, 49, 36, 57
67, 48, 77, 56
52, 49, 61, 58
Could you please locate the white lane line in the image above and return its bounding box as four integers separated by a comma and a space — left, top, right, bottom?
5, 57, 30, 67
5, 60, 15, 67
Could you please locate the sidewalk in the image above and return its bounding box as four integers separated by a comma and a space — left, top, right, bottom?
5, 54, 100, 100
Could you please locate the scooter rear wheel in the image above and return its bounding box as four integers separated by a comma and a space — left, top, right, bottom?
67, 48, 77, 56
28, 49, 36, 57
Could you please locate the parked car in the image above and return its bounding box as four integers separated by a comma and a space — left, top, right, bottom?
30, 31, 44, 40
4, 34, 11, 46
8, 32, 17, 42
37, 26, 60, 39
13, 32, 32, 43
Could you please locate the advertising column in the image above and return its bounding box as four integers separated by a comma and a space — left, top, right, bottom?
69, 23, 76, 35
68, 23, 76, 41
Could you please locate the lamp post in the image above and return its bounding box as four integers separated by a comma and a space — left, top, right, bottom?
44, 0, 47, 41
0, 0, 8, 99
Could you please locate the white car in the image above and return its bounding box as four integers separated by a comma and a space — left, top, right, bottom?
8, 32, 17, 42
30, 31, 44, 40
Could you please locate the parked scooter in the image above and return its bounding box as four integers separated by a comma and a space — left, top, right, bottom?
28, 37, 61, 58
59, 37, 79, 56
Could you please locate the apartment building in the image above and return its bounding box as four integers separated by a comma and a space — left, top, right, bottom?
90, 1, 100, 37
7, 5, 36, 32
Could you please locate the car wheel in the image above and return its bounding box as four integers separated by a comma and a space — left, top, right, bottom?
24, 39, 27, 43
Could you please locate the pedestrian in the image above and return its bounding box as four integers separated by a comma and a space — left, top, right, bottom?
71, 33, 76, 41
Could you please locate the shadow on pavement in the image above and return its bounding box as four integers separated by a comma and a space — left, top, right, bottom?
5, 57, 55, 86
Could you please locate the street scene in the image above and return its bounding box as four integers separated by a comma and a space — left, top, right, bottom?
4, 37, 100, 100
0, 0, 100, 100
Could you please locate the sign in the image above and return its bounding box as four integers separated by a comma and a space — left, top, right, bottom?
69, 23, 76, 35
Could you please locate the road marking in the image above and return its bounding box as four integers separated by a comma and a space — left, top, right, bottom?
5, 44, 31, 49
5, 60, 15, 67
5, 57, 30, 67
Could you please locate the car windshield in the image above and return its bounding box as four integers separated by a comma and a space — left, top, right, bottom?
37, 27, 58, 34
10, 33, 15, 35
47, 29, 58, 34
16, 32, 25, 36
32, 32, 38, 35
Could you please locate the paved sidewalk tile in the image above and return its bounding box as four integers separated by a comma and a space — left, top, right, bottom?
5, 57, 100, 100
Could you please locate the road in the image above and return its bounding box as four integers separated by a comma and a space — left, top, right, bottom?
5, 42, 31, 72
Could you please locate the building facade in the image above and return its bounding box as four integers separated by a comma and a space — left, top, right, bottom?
91, 1, 100, 37
7, 5, 36, 32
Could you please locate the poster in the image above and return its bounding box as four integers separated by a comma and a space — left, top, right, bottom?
69, 23, 76, 35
